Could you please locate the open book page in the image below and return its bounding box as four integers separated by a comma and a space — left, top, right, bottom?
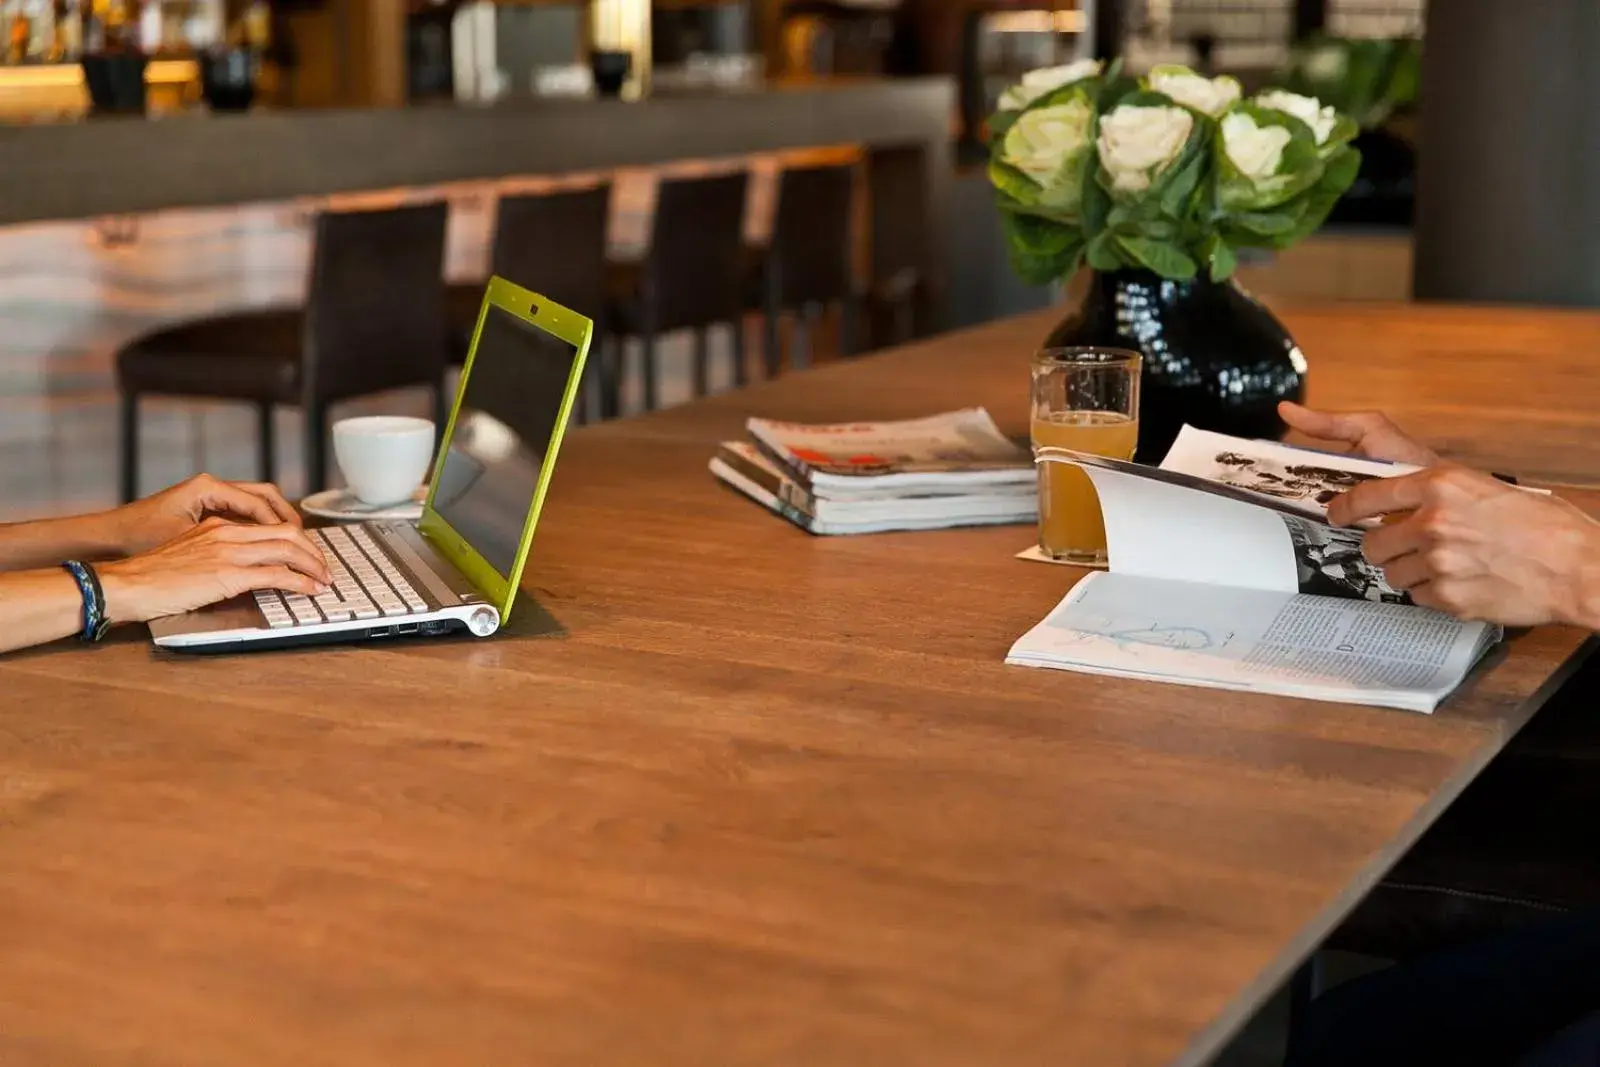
1040, 452, 1409, 604
1006, 572, 1499, 712
746, 409, 1032, 495
1160, 426, 1417, 520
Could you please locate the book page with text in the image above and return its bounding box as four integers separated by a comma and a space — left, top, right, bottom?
1006, 573, 1496, 712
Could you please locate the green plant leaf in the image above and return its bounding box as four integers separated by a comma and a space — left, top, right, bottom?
1269, 144, 1361, 248
989, 158, 1043, 208
1081, 160, 1113, 236
1116, 235, 1198, 280
1229, 201, 1306, 236
987, 108, 1021, 143
1001, 212, 1085, 285
1085, 230, 1125, 272
1204, 234, 1238, 281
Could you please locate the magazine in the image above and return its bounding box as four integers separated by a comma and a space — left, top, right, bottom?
744, 409, 1033, 496
713, 409, 1038, 535
1007, 430, 1502, 712
711, 442, 1036, 535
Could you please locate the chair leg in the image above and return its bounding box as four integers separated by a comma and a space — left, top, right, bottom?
256, 401, 276, 485
762, 278, 783, 378
642, 332, 660, 413
730, 319, 748, 389
840, 295, 861, 357
303, 401, 329, 495
432, 374, 450, 433
600, 336, 623, 420
119, 390, 139, 503
692, 328, 710, 398
792, 304, 814, 371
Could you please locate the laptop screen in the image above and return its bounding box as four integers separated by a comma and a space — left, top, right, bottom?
430, 304, 578, 577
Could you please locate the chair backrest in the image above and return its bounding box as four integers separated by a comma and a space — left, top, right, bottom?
865, 143, 930, 288
303, 201, 449, 403
643, 170, 750, 333
768, 162, 856, 307
490, 184, 613, 324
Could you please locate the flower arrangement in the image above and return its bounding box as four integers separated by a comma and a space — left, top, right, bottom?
989, 60, 1362, 285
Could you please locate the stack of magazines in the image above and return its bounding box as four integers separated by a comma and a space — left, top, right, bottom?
709, 408, 1037, 535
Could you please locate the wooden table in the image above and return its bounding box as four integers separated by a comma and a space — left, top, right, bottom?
2, 303, 1597, 1067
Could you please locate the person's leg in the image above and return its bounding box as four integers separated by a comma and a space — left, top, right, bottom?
1288, 909, 1600, 1067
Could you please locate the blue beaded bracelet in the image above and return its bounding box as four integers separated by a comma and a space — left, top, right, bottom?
60, 560, 110, 643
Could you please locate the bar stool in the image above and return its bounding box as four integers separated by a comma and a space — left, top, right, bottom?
749, 161, 860, 376
865, 143, 934, 348
603, 170, 750, 415
116, 201, 450, 500
446, 184, 613, 418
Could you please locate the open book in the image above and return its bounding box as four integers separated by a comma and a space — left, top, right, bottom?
1007, 427, 1502, 712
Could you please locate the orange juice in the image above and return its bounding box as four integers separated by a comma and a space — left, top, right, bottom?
1032, 410, 1139, 562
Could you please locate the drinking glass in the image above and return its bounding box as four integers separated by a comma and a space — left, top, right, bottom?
1030, 347, 1142, 565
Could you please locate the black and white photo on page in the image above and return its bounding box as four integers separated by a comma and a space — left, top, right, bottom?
1280, 513, 1407, 604
1158, 425, 1415, 520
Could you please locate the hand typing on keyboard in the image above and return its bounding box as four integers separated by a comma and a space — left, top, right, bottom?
98, 516, 332, 624
255, 526, 430, 628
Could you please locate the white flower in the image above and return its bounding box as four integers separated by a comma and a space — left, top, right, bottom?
1001, 97, 1094, 189
1146, 65, 1241, 117
1096, 104, 1194, 194
1255, 89, 1338, 144
999, 58, 1104, 111
1220, 111, 1292, 180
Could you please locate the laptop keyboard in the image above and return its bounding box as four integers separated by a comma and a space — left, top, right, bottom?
254, 525, 429, 629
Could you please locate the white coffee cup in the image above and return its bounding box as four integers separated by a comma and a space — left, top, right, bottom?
332, 416, 435, 507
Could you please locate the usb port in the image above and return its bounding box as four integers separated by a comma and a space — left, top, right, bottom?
395, 623, 420, 635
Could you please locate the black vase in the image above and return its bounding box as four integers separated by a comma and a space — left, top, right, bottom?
1044, 269, 1306, 464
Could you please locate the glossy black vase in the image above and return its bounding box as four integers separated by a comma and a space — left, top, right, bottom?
1044, 269, 1306, 463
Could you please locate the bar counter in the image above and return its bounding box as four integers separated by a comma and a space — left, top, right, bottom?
0, 79, 954, 227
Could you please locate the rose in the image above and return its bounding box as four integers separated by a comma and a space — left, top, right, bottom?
1145, 65, 1241, 117
998, 58, 1104, 111
1255, 89, 1337, 144
1220, 110, 1292, 181
1096, 104, 1194, 194
999, 96, 1095, 211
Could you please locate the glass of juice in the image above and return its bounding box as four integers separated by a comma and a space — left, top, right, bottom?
1030, 347, 1141, 565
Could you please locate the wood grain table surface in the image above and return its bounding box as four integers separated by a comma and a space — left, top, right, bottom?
1, 303, 1597, 1067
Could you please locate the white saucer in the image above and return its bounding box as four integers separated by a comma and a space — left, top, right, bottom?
302, 486, 426, 523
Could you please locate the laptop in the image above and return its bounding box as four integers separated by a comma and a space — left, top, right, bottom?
150, 276, 591, 653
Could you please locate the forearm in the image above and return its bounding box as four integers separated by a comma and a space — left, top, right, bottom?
0, 512, 124, 571
0, 569, 92, 652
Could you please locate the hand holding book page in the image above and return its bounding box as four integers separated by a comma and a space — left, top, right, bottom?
1008, 427, 1500, 712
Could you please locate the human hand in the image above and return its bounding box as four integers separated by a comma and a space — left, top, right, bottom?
99, 518, 331, 624
109, 474, 301, 556
1328, 465, 1600, 627
1279, 401, 1440, 467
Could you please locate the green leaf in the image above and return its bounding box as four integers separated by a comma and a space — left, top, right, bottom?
987, 108, 1021, 143
1081, 161, 1112, 236
989, 158, 1042, 208
1229, 202, 1306, 236
1116, 235, 1198, 281
1204, 234, 1238, 282
1269, 144, 1361, 248
1001, 212, 1085, 285
1085, 230, 1125, 272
